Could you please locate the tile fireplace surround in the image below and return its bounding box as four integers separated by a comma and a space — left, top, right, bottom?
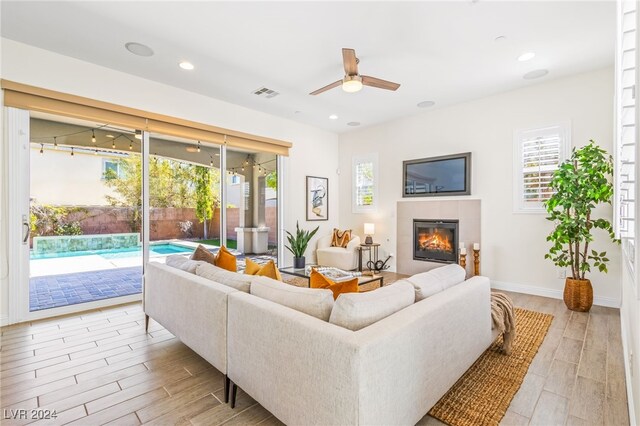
397, 199, 481, 277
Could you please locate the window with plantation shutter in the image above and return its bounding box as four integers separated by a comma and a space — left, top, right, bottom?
352, 153, 378, 213
513, 124, 570, 213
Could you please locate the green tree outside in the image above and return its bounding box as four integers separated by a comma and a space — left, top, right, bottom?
104, 156, 221, 234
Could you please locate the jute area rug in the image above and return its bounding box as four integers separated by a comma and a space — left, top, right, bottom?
428, 308, 553, 426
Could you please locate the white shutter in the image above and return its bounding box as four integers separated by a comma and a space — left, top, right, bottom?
355, 161, 374, 207
614, 0, 638, 285
513, 124, 570, 213
352, 153, 378, 213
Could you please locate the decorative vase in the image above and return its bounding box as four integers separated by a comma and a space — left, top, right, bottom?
563, 278, 593, 312
293, 256, 305, 269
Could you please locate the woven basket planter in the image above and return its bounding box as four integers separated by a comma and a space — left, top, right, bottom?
563, 278, 593, 312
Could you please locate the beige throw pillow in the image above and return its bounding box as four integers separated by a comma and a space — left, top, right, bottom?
195, 262, 252, 293
407, 264, 466, 302
329, 281, 415, 331
250, 276, 334, 321
165, 255, 203, 274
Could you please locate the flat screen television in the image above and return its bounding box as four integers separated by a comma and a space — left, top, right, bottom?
403, 152, 471, 197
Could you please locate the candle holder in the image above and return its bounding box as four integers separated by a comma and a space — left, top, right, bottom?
473, 249, 480, 276
459, 253, 467, 271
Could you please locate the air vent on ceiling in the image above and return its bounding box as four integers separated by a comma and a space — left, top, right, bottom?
252, 87, 280, 99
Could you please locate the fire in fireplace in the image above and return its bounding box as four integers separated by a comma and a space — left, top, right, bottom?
413, 219, 459, 263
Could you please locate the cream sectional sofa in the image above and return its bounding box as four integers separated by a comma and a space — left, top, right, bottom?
144, 260, 243, 402
144, 258, 496, 425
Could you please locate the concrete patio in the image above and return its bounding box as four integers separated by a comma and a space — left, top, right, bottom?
29, 248, 277, 311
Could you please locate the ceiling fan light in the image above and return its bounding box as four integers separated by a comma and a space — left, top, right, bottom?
342, 76, 363, 93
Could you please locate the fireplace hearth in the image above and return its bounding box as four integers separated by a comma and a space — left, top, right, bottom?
413, 219, 458, 263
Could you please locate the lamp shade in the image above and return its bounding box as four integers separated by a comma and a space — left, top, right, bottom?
364, 223, 375, 235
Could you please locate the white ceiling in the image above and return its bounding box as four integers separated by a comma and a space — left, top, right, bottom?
1, 1, 615, 133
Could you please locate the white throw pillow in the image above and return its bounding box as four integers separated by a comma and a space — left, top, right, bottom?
250, 276, 334, 321
195, 262, 252, 293
329, 281, 415, 331
407, 264, 467, 302
165, 255, 203, 274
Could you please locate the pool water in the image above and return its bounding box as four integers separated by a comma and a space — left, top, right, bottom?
30, 243, 194, 260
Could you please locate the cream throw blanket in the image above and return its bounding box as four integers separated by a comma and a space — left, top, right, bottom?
491, 291, 516, 355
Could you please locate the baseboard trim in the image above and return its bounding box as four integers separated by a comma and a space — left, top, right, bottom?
620, 306, 637, 426
490, 280, 620, 308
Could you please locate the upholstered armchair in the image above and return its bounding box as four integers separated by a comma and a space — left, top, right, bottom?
315, 234, 361, 271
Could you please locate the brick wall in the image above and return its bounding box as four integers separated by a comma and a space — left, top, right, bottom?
50, 205, 278, 244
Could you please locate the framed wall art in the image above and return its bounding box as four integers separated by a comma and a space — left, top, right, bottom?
306, 176, 328, 221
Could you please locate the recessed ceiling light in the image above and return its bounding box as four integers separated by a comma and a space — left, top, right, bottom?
125, 42, 154, 57
329, 114, 339, 120
294, 110, 302, 114
179, 61, 195, 70
186, 146, 198, 153
347, 122, 361, 127
518, 52, 536, 62
106, 134, 114, 138
494, 35, 507, 42
417, 100, 436, 108
523, 69, 549, 80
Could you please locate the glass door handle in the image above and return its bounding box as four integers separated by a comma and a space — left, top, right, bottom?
22, 215, 30, 244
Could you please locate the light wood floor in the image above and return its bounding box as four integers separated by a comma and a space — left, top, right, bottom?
0, 292, 630, 426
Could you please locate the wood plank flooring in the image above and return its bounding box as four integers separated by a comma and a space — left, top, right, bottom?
0, 292, 630, 425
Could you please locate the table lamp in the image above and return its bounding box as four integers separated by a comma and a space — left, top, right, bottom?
364, 223, 375, 245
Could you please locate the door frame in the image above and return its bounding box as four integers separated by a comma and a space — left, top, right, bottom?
5, 107, 141, 325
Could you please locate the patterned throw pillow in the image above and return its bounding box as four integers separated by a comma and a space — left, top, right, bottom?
330, 228, 352, 248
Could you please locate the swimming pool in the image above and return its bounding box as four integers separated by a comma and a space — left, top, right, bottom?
30, 243, 194, 260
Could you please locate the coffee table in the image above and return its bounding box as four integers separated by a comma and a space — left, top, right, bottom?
279, 266, 383, 288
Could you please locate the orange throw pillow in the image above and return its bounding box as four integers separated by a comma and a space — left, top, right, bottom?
215, 246, 237, 272
330, 228, 352, 248
244, 258, 282, 281
309, 269, 358, 300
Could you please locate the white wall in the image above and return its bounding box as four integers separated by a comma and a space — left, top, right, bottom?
0, 39, 340, 324
620, 267, 639, 423
338, 67, 621, 306
30, 148, 119, 206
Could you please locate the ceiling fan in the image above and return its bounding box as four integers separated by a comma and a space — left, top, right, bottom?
310, 48, 401, 95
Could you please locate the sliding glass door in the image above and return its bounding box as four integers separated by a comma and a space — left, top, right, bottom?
6, 108, 281, 323
147, 134, 222, 263
225, 147, 279, 264
26, 112, 143, 316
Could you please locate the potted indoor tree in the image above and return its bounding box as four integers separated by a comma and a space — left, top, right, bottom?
544, 140, 617, 312
286, 221, 319, 269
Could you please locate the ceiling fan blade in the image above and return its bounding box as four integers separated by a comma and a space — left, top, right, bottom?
362, 75, 401, 91
342, 48, 358, 76
309, 80, 342, 95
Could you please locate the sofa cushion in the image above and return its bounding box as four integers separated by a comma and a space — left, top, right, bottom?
250, 276, 334, 321
244, 258, 282, 281
191, 245, 237, 272
165, 255, 203, 274
407, 264, 467, 302
329, 281, 415, 331
331, 228, 352, 248
309, 269, 358, 300
195, 262, 252, 293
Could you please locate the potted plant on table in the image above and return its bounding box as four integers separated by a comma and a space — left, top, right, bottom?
544, 140, 618, 312
286, 221, 319, 269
